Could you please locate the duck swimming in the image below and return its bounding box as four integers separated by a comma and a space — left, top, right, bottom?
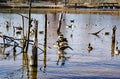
87, 43, 93, 52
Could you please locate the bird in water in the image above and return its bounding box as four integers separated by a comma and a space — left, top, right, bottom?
87, 43, 93, 52
115, 41, 120, 55
115, 46, 120, 55
5, 52, 10, 57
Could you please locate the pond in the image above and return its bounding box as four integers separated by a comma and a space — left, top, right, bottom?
0, 11, 120, 79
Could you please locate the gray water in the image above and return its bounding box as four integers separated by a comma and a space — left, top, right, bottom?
0, 12, 120, 79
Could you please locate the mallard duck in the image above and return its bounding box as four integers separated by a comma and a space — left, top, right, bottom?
14, 26, 23, 30
87, 43, 93, 52
115, 47, 120, 55
104, 32, 109, 35
39, 31, 44, 34
70, 19, 74, 23
66, 24, 75, 29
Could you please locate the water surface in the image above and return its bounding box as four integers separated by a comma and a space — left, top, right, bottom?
0, 12, 120, 79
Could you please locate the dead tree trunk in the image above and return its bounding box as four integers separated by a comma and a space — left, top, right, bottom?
111, 26, 116, 57
31, 20, 38, 67
22, 16, 24, 37
25, 1, 32, 53
57, 13, 63, 36
43, 14, 47, 71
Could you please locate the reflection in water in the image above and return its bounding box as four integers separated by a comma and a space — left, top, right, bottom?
43, 14, 47, 73
13, 45, 17, 61
56, 49, 70, 66
0, 12, 120, 78
6, 21, 10, 32
30, 66, 37, 79
22, 53, 29, 79
55, 33, 72, 66
0, 46, 11, 59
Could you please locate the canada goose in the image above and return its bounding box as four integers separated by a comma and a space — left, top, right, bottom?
115, 47, 120, 55
87, 43, 93, 52
66, 24, 75, 29
39, 31, 44, 34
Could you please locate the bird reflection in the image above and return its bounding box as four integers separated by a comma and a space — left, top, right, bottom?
54, 33, 72, 66
13, 45, 16, 61
56, 49, 70, 66
6, 21, 10, 31
21, 53, 29, 79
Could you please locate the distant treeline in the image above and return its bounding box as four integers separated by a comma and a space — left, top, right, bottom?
0, 0, 7, 3
0, 0, 57, 3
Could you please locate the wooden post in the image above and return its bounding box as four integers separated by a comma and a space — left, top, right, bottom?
43, 14, 47, 71
25, 0, 32, 53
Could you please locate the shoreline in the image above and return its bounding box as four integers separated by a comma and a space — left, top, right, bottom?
0, 3, 120, 15
0, 8, 120, 16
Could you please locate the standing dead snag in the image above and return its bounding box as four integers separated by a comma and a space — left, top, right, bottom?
57, 13, 63, 36
25, 0, 32, 53
30, 20, 38, 67
43, 14, 47, 72
111, 25, 117, 57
